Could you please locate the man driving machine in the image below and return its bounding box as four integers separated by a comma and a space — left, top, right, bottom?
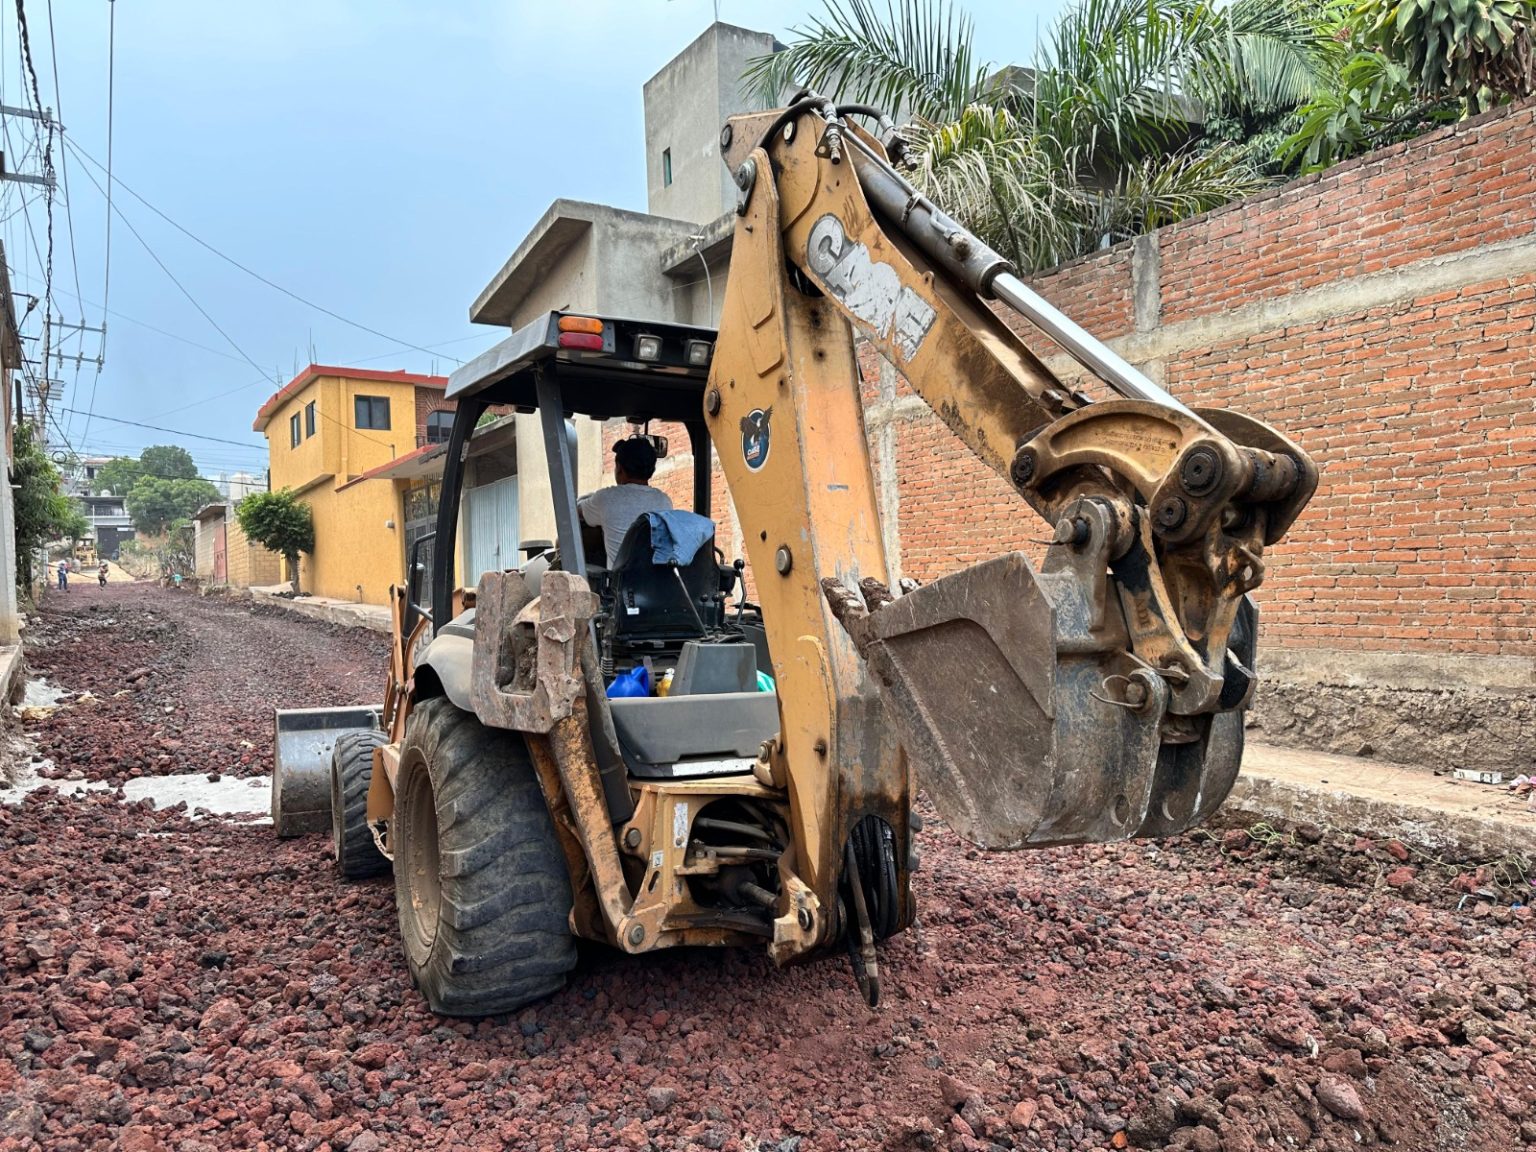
578, 436, 673, 568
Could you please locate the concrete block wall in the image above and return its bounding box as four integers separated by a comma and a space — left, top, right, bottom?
225, 518, 283, 590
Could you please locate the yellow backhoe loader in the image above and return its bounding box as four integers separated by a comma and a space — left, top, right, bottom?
271, 97, 1317, 1016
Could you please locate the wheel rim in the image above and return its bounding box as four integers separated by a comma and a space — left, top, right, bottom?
403, 753, 442, 954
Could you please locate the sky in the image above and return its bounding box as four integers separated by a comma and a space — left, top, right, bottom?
1, 0, 1066, 481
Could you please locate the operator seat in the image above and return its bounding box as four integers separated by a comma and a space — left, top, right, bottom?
605, 511, 728, 650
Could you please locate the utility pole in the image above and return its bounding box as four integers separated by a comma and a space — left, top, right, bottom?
0, 105, 58, 189
51, 318, 107, 371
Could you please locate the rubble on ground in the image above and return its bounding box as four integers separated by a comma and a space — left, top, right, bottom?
0, 585, 1531, 1152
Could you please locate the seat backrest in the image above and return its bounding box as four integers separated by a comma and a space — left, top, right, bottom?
608, 514, 721, 642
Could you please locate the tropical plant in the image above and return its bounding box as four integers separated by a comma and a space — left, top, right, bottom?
1363, 0, 1535, 108
236, 489, 314, 594
745, 0, 1338, 271
1281, 0, 1534, 168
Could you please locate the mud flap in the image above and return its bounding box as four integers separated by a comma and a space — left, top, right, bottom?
832, 504, 1249, 849
271, 706, 382, 837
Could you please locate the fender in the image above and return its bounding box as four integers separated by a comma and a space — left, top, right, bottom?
416, 621, 474, 713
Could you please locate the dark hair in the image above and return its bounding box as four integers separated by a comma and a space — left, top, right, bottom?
613, 437, 658, 481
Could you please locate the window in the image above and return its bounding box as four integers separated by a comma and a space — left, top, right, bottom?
354, 395, 390, 430
290, 413, 301, 448
425, 410, 453, 444
662, 147, 672, 187
304, 400, 316, 438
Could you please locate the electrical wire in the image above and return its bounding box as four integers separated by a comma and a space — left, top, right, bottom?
79, 0, 113, 451
65, 137, 467, 364
59, 406, 268, 448
43, 0, 81, 321
10, 266, 269, 366
66, 144, 273, 381
13, 0, 57, 453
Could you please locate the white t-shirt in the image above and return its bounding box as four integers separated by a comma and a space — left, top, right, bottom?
577, 484, 674, 567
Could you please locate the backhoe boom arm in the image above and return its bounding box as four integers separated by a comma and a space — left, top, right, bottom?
707, 99, 1318, 864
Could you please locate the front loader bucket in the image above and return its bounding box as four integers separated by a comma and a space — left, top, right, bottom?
271, 707, 382, 837
844, 546, 1245, 851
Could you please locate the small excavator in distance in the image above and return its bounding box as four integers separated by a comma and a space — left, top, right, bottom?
271, 95, 1317, 1015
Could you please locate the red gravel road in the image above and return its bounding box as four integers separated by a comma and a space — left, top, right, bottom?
2, 584, 1533, 1152
16, 582, 387, 784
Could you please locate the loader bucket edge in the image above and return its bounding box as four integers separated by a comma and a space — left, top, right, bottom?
272, 706, 382, 838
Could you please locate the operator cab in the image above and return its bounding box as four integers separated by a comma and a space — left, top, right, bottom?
424, 310, 776, 785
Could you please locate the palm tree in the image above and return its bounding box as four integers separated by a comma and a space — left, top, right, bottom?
745, 0, 1337, 272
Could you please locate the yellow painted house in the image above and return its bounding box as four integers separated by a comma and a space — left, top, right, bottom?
253, 365, 455, 604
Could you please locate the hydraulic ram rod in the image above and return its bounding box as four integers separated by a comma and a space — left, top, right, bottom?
841, 128, 1198, 421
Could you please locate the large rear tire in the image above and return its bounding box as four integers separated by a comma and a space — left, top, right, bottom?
331, 730, 389, 879
393, 696, 576, 1016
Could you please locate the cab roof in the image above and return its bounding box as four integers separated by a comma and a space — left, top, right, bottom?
445, 311, 718, 425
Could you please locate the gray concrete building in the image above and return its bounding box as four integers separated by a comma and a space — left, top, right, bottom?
643, 23, 782, 227
463, 22, 783, 546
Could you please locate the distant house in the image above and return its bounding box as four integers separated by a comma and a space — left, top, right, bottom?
252, 364, 463, 603
76, 494, 133, 560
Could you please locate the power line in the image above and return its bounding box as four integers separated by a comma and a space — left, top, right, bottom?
64, 137, 466, 365
80, 0, 114, 451
59, 406, 268, 448
149, 331, 485, 419
45, 0, 92, 447
42, 0, 80, 317
11, 265, 272, 366
66, 142, 273, 381
14, 0, 56, 447
11, 265, 253, 364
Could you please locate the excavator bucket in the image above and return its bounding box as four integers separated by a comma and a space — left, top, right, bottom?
832, 506, 1250, 850
271, 707, 381, 837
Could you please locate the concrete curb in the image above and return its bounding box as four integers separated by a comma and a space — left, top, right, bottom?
248, 587, 391, 634
1218, 743, 1535, 863
0, 644, 23, 708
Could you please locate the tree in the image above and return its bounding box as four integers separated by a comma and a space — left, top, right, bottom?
746, 0, 1337, 272
140, 444, 198, 481
95, 444, 200, 496
94, 457, 143, 497
236, 490, 314, 594
12, 424, 85, 590
125, 476, 222, 536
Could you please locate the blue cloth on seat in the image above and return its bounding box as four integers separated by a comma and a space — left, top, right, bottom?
641, 510, 715, 566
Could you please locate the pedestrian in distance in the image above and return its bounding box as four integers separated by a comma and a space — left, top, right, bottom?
98, 561, 109, 588
56, 560, 69, 592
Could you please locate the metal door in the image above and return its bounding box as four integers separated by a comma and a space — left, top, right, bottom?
465, 475, 519, 584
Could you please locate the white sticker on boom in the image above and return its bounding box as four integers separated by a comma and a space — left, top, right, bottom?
672, 802, 689, 849
807, 214, 937, 361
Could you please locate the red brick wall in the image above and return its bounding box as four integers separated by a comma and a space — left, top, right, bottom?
1014, 101, 1536, 660
414, 387, 454, 447
584, 101, 1535, 666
